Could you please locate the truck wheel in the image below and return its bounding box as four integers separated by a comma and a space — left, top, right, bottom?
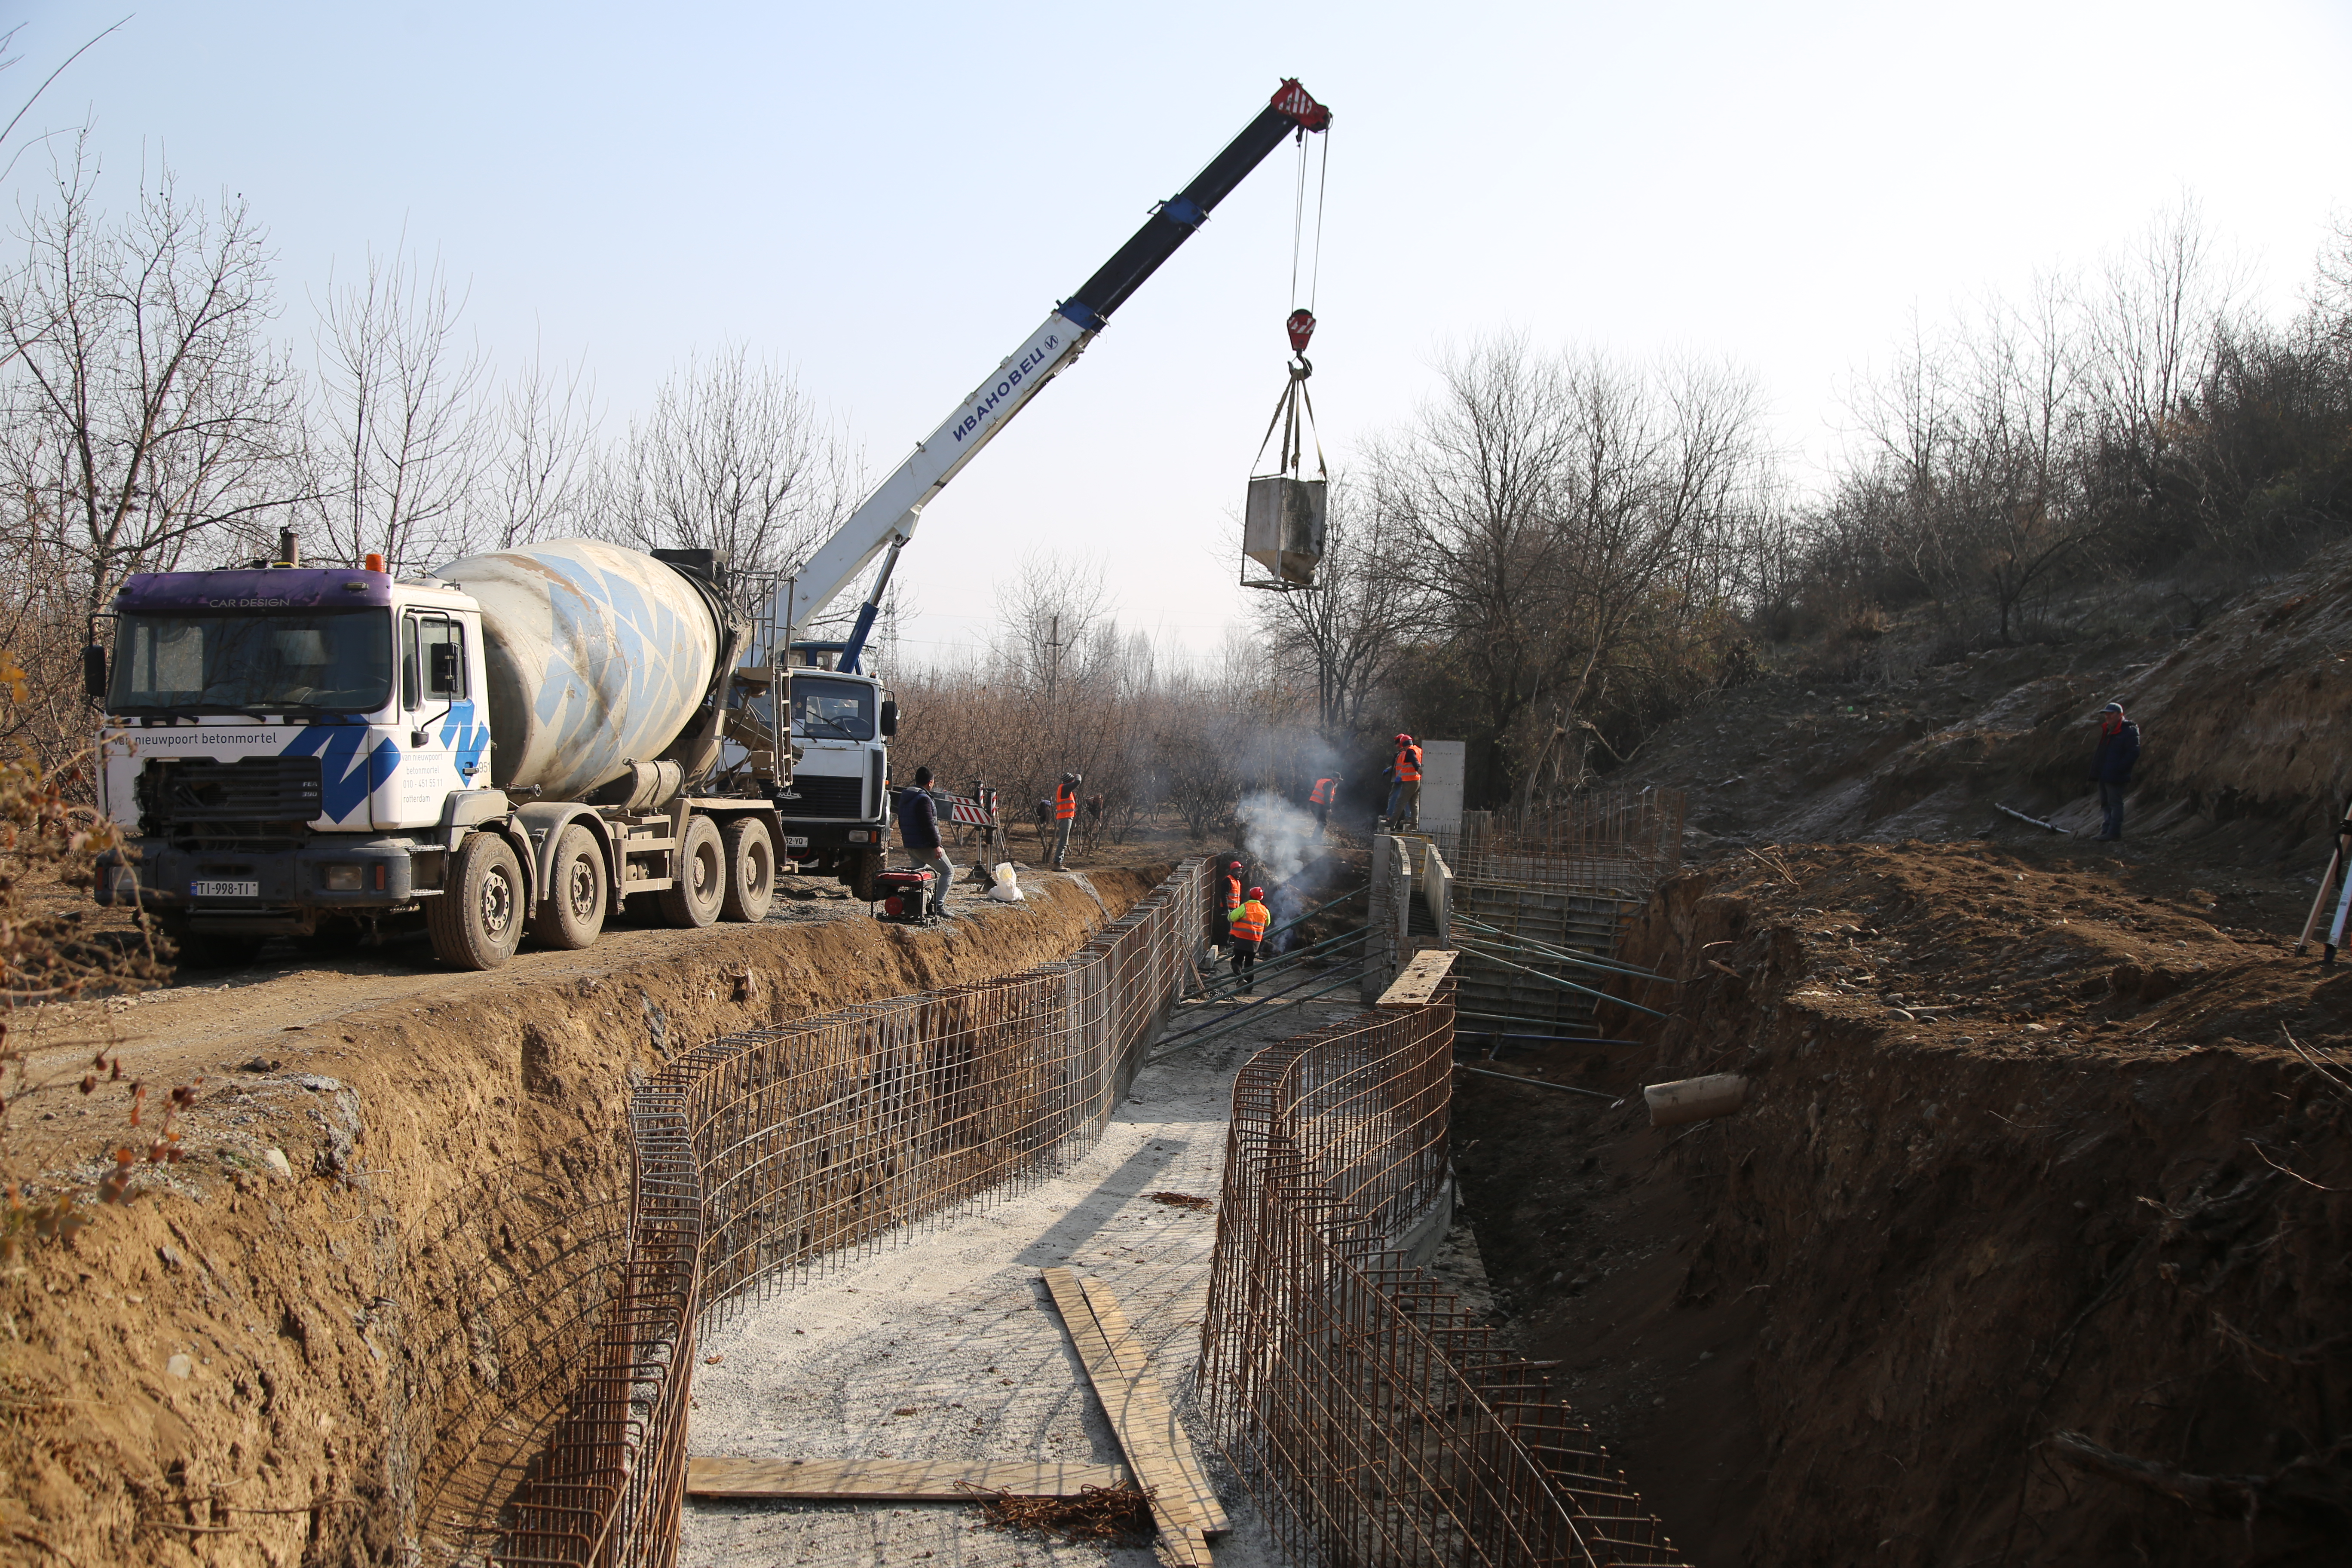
428, 833, 525, 970
720, 818, 775, 922
530, 824, 607, 950
658, 815, 725, 928
842, 846, 884, 902
158, 915, 264, 971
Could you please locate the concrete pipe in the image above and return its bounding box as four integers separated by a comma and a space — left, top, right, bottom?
1644, 1072, 1749, 1129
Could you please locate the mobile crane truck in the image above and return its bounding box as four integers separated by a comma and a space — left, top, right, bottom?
86, 80, 1331, 969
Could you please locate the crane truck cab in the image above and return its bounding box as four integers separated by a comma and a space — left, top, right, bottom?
766, 665, 896, 899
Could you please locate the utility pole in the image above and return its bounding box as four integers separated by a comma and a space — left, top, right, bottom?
1046, 612, 1063, 778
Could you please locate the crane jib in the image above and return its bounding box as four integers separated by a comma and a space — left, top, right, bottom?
949, 331, 1069, 444
772, 79, 1328, 642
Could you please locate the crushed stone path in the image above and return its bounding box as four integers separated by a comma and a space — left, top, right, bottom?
679, 993, 1362, 1568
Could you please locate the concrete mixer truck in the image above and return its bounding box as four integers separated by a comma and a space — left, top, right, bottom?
86, 536, 864, 968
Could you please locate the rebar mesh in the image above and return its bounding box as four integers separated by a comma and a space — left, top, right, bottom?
1428, 790, 1686, 898
496, 859, 1212, 1568
1199, 990, 1686, 1568
1430, 790, 1685, 1039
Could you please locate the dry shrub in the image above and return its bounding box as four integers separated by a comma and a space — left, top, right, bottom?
0, 661, 178, 1268
960, 1481, 1157, 1544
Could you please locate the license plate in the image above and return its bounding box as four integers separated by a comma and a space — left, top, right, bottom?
191, 879, 259, 899
784, 836, 809, 848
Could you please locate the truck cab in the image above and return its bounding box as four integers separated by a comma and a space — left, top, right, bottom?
94, 564, 496, 960
724, 664, 896, 898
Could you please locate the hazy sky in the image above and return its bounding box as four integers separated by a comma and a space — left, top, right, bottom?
12, 1, 2351, 662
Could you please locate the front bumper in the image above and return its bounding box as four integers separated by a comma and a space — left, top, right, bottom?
97, 836, 432, 929
775, 820, 885, 858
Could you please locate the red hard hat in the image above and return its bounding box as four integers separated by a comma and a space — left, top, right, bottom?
1396, 733, 1412, 744
1249, 887, 1264, 898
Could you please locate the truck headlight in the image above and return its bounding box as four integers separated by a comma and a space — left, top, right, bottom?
848, 830, 870, 843
323, 864, 363, 891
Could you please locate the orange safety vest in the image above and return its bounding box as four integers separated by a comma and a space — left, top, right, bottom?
1309, 777, 1336, 805
1394, 745, 1422, 783
1229, 900, 1269, 942
1055, 784, 1078, 820
1223, 872, 1243, 909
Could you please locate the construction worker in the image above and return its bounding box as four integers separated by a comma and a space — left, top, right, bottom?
1213, 857, 1244, 952
2089, 702, 2141, 841
1385, 734, 1423, 830
1228, 885, 1271, 992
1308, 773, 1341, 837
894, 766, 953, 919
1052, 772, 1082, 870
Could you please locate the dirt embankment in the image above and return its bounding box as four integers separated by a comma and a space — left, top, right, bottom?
1455, 842, 2352, 1566
1614, 540, 2352, 866
2, 867, 1162, 1568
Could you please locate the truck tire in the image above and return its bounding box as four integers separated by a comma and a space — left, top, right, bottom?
720, 818, 775, 922
529, 824, 607, 950
429, 832, 526, 970
658, 815, 725, 929
842, 845, 885, 902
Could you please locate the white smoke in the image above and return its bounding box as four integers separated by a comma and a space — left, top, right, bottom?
1235, 790, 1320, 891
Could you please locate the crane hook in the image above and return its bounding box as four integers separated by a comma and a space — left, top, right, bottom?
1286, 308, 1316, 354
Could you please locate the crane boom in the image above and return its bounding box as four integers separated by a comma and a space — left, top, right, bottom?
768, 79, 1332, 668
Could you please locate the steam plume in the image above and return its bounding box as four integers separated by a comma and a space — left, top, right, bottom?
1235, 790, 1320, 890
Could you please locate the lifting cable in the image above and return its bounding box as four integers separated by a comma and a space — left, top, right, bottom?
1252, 125, 1332, 487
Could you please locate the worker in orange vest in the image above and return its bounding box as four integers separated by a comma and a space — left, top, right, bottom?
1227, 886, 1271, 992
1051, 772, 1081, 870
1384, 735, 1423, 830
1308, 773, 1341, 838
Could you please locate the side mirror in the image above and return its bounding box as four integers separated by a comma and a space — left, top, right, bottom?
429, 643, 460, 695
879, 699, 898, 738
82, 644, 107, 701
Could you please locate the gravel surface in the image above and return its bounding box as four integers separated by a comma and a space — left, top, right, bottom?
679, 993, 1371, 1568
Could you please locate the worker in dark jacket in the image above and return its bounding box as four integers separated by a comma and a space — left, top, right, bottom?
2089, 702, 2141, 841
896, 766, 952, 917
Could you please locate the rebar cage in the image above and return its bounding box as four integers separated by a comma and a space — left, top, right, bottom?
492, 859, 1213, 1567
1197, 989, 1687, 1568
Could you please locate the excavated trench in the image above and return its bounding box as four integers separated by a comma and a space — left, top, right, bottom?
1454, 843, 2352, 1568
1, 868, 1163, 1568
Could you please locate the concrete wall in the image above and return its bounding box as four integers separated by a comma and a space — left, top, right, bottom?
1360, 834, 1416, 1003
1420, 739, 1467, 832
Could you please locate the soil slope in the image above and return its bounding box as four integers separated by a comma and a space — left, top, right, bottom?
1456, 840, 2351, 1565
1614, 541, 2352, 869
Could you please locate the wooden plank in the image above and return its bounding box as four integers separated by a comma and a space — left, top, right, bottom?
1377, 947, 1458, 1008
1042, 1268, 1217, 1567
686, 1455, 1131, 1501
1077, 1277, 1231, 1536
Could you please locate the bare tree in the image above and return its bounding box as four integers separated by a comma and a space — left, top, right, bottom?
596, 344, 849, 594
1370, 336, 1767, 801
2086, 199, 2232, 477
1251, 477, 1413, 739
475, 340, 597, 548
308, 243, 489, 569
0, 138, 303, 621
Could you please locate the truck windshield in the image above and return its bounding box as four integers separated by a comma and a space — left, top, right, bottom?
790, 676, 874, 741
110, 612, 395, 715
